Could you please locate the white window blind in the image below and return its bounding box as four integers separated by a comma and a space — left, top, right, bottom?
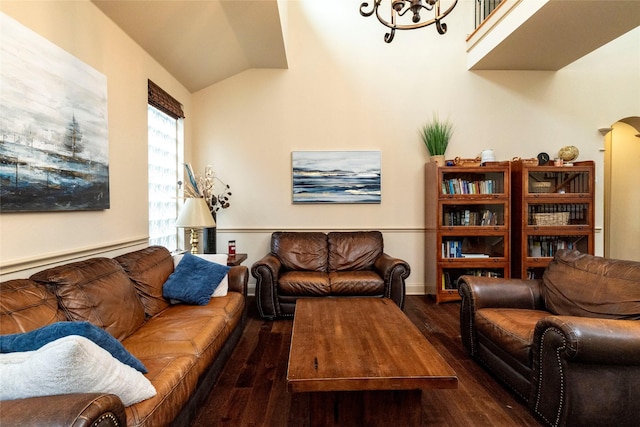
148, 105, 183, 250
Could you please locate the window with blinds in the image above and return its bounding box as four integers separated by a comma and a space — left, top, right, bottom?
147, 80, 184, 251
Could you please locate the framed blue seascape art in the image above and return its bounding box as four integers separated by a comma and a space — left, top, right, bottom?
292, 151, 381, 204
0, 13, 109, 212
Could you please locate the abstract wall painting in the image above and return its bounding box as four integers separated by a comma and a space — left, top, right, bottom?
292, 151, 381, 204
0, 13, 110, 212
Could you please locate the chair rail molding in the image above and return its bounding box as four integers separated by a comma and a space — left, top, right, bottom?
0, 236, 149, 280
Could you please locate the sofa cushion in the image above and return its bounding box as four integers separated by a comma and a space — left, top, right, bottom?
272, 232, 328, 272
328, 231, 383, 271
173, 253, 229, 297
122, 293, 245, 426
122, 295, 242, 360
0, 279, 66, 335
475, 308, 550, 366
0, 321, 147, 373
162, 253, 230, 305
124, 354, 197, 426
30, 258, 146, 341
543, 250, 640, 319
115, 246, 174, 317
329, 270, 384, 295
278, 271, 330, 296
0, 335, 156, 407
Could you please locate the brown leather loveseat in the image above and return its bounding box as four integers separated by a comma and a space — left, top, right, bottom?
459, 249, 640, 427
0, 246, 248, 427
251, 231, 410, 319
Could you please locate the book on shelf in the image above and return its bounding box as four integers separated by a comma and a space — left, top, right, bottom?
527, 236, 583, 258
443, 209, 498, 226
460, 269, 502, 278
480, 209, 498, 226
442, 272, 455, 290
442, 240, 463, 258
531, 241, 542, 257
441, 269, 502, 290
526, 269, 544, 280
442, 178, 496, 195
461, 253, 490, 258
469, 270, 501, 278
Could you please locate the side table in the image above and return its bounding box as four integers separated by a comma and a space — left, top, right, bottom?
226, 253, 247, 266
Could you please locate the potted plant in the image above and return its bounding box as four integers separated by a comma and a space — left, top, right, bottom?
419, 114, 453, 166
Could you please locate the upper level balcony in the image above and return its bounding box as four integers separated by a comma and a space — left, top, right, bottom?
467, 0, 640, 71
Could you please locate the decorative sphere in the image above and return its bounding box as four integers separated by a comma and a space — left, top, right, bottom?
558, 145, 579, 162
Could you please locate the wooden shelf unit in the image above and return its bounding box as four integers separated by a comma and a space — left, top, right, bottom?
425, 162, 511, 303
511, 160, 595, 279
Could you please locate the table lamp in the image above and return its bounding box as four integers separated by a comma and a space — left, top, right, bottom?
176, 198, 216, 254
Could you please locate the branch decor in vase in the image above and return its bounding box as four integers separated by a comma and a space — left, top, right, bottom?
182, 163, 232, 254
183, 163, 232, 213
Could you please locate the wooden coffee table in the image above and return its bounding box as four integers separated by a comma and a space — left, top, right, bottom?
287, 298, 458, 426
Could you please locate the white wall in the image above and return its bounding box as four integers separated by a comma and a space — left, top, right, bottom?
191, 0, 640, 295
0, 0, 191, 279
1, 1, 638, 293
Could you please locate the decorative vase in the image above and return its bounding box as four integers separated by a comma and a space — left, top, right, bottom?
203, 212, 217, 254
203, 227, 216, 254
430, 154, 446, 166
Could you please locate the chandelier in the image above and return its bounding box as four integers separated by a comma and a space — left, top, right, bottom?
360, 0, 458, 43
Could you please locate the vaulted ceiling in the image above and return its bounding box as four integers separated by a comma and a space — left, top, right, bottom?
92, 0, 288, 93
93, 1, 640, 93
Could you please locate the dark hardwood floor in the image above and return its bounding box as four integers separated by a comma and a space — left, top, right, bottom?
190, 296, 543, 426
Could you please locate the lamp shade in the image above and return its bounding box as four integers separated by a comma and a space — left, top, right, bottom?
176, 198, 216, 228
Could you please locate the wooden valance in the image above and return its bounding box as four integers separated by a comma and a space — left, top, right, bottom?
148, 79, 185, 119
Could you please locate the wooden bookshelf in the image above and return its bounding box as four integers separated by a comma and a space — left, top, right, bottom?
425, 162, 511, 303
511, 160, 595, 279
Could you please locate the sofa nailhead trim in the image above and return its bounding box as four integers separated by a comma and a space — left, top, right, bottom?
255, 272, 279, 320
534, 327, 565, 427
92, 412, 119, 427
464, 287, 477, 355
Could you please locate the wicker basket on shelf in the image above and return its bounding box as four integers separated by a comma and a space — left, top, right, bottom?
533, 212, 570, 226
531, 181, 552, 193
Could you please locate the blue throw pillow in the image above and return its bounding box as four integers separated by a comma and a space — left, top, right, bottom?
162, 252, 231, 305
0, 321, 147, 373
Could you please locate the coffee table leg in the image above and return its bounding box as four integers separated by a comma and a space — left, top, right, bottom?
304, 389, 422, 427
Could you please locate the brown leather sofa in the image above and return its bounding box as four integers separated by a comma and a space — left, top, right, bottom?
0, 246, 248, 427
251, 231, 410, 319
459, 249, 640, 427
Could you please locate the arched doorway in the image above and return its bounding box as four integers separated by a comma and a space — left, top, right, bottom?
604, 116, 640, 261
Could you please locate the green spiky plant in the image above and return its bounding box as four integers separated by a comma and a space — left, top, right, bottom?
419, 114, 453, 156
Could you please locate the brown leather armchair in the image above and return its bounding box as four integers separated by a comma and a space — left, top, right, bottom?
251, 231, 410, 319
458, 250, 640, 427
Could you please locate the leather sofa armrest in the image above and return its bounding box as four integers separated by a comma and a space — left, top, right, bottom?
251, 254, 283, 320
0, 393, 125, 427
374, 253, 410, 309
534, 315, 640, 364
531, 316, 640, 426
458, 276, 543, 310
251, 254, 282, 280
458, 276, 543, 357
227, 265, 248, 296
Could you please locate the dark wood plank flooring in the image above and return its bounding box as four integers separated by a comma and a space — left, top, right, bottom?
190, 296, 543, 426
